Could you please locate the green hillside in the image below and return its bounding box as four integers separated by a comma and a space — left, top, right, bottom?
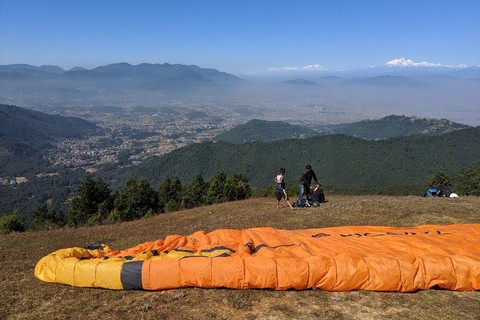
332, 115, 470, 140
120, 126, 480, 190
0, 104, 99, 176
214, 119, 318, 144
0, 104, 98, 140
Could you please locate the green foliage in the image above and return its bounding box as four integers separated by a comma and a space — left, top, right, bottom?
0, 212, 25, 234
165, 199, 182, 212
214, 119, 318, 144
66, 177, 114, 226
452, 163, 480, 196
333, 115, 470, 140
0, 104, 98, 141
157, 176, 173, 212
8, 171, 252, 230
0, 167, 95, 225
32, 204, 65, 230
183, 174, 208, 209
429, 171, 451, 187
158, 176, 183, 212
205, 171, 227, 204
122, 126, 480, 190
224, 174, 252, 201
111, 178, 158, 221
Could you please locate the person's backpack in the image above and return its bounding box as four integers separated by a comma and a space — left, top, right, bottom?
311, 187, 327, 203
437, 186, 452, 197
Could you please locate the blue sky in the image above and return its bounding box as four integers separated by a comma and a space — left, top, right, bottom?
0, 0, 479, 74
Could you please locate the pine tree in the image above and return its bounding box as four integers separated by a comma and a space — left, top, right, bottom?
183, 174, 207, 209
224, 174, 252, 201
66, 177, 113, 226
112, 178, 158, 221
158, 176, 173, 212
158, 176, 183, 212
205, 171, 227, 204
33, 204, 64, 230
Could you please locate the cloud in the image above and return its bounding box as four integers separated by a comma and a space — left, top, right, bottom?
267, 64, 327, 72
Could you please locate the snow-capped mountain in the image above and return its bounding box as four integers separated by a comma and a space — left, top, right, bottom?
267, 64, 327, 72
381, 57, 467, 68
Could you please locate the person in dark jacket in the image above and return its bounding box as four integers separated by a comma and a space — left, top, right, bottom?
298, 165, 320, 202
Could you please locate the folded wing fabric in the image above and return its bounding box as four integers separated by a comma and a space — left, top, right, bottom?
35, 224, 480, 292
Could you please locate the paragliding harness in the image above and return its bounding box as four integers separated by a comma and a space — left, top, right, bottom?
294, 186, 327, 207
423, 185, 452, 197
311, 186, 327, 203
293, 198, 311, 208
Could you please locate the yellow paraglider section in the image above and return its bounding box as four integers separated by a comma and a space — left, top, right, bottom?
35, 224, 480, 292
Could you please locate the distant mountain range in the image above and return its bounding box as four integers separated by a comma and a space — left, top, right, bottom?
380, 57, 467, 69
120, 126, 480, 190
1, 59, 479, 125
0, 63, 243, 104
264, 58, 480, 79
340, 75, 428, 87
0, 62, 241, 81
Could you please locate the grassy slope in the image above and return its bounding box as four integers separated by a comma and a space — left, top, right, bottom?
1, 195, 480, 319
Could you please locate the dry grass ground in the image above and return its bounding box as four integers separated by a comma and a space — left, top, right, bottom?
1, 195, 480, 319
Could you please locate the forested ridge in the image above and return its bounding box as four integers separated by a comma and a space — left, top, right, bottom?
332, 115, 471, 140
121, 126, 480, 189
214, 119, 318, 144
0, 104, 99, 176
0, 104, 98, 140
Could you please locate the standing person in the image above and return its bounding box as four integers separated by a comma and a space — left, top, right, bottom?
298, 164, 320, 203
274, 168, 294, 210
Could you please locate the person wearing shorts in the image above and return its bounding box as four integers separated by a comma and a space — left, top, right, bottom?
274, 168, 294, 210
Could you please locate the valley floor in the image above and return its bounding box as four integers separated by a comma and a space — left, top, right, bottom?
1, 195, 480, 319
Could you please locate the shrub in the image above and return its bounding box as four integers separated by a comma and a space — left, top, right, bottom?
0, 212, 25, 234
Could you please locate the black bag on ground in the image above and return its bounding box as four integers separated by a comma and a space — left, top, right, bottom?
311, 187, 327, 203
437, 186, 452, 197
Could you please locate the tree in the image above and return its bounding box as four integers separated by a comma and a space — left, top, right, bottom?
158, 176, 183, 212
205, 171, 227, 204
66, 177, 114, 226
429, 171, 451, 187
183, 174, 207, 209
172, 177, 183, 203
111, 178, 159, 221
0, 211, 25, 234
33, 204, 65, 230
224, 174, 252, 201
158, 176, 173, 212
453, 165, 480, 196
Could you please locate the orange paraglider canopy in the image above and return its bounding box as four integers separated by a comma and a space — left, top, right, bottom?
35, 224, 480, 292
